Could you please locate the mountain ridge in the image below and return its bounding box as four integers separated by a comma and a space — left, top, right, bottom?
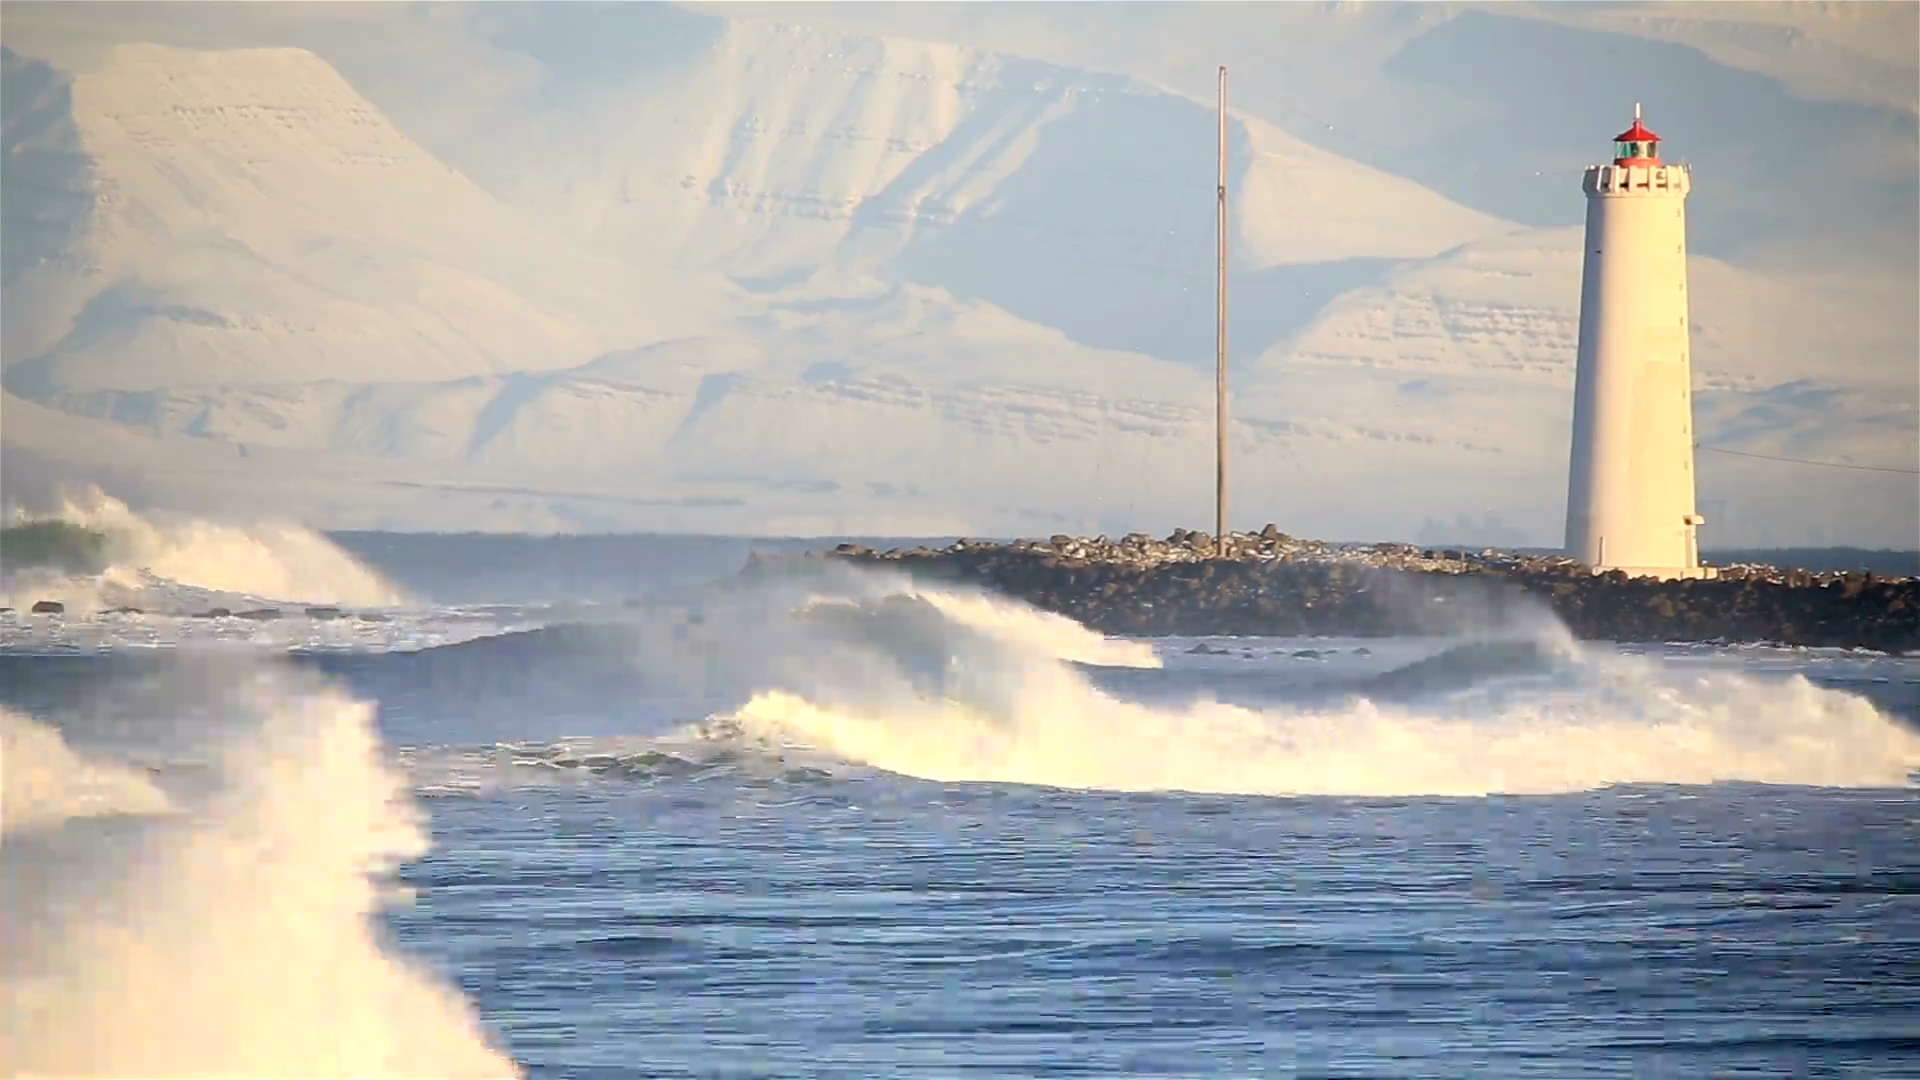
0, 9, 1912, 548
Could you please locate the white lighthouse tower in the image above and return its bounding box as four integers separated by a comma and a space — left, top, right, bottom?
1563, 106, 1712, 580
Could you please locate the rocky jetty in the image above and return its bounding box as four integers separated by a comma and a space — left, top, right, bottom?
764, 527, 1918, 652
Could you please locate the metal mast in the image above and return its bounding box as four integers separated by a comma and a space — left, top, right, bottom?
1215, 65, 1229, 542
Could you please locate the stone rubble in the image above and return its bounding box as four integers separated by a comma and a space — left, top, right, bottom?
776, 524, 1919, 652
822, 525, 1913, 587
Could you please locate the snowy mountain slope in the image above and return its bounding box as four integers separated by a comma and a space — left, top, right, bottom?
500, 18, 1510, 319
1262, 255, 1914, 540
1249, 225, 1916, 497
9, 2, 1908, 276
0, 4, 1460, 265
692, 3, 1916, 274
746, 0, 1917, 117
25, 282, 1212, 466
1, 8, 1913, 548
1265, 227, 1917, 391
0, 43, 734, 396
1368, 10, 1918, 274
1514, 1, 1920, 115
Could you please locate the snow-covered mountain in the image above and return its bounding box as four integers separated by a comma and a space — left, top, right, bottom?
1, 43, 732, 389
1, 3, 1913, 546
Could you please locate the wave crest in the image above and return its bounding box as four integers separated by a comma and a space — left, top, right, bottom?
711, 575, 1920, 797
0, 671, 518, 1078
732, 662, 1920, 797
2, 488, 403, 612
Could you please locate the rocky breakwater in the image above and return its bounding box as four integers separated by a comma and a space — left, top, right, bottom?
767, 527, 1918, 652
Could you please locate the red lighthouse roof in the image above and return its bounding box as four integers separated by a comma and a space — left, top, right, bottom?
1611, 103, 1663, 165
1613, 116, 1660, 143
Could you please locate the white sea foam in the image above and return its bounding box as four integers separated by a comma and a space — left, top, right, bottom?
0, 672, 519, 1079
0, 708, 174, 834
2, 488, 403, 613
717, 577, 1920, 797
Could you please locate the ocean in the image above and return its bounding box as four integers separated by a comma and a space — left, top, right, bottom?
3, 511, 1918, 1079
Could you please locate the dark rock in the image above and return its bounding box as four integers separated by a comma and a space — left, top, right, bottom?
105, 606, 145, 615
304, 606, 345, 620
235, 608, 283, 621
30, 600, 64, 615
199, 608, 232, 619
772, 528, 1920, 652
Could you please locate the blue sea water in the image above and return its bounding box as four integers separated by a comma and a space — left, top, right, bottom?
389, 769, 1920, 1078
3, 531, 1918, 1078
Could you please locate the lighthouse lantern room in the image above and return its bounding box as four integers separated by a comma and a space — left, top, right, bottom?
1612, 103, 1663, 165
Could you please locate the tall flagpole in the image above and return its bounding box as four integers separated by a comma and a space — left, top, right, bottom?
1215, 65, 1229, 543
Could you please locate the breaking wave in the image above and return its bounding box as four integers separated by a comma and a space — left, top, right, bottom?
691, 573, 1920, 797
1, 708, 173, 834
1, 488, 402, 613
377, 566, 1918, 798
0, 671, 518, 1078
731, 660, 1920, 797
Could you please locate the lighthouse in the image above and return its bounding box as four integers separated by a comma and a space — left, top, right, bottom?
1563, 105, 1712, 580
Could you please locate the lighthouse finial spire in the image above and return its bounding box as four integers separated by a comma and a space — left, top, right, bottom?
1634, 101, 1642, 121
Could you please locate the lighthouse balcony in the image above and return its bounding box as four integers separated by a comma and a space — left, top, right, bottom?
1584, 163, 1691, 196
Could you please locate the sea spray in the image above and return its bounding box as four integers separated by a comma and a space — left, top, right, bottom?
1, 487, 403, 612
435, 562, 1162, 732
731, 657, 1920, 796
906, 586, 1161, 670
1, 708, 174, 834
0, 671, 519, 1078
707, 570, 1920, 796
206, 562, 1917, 800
